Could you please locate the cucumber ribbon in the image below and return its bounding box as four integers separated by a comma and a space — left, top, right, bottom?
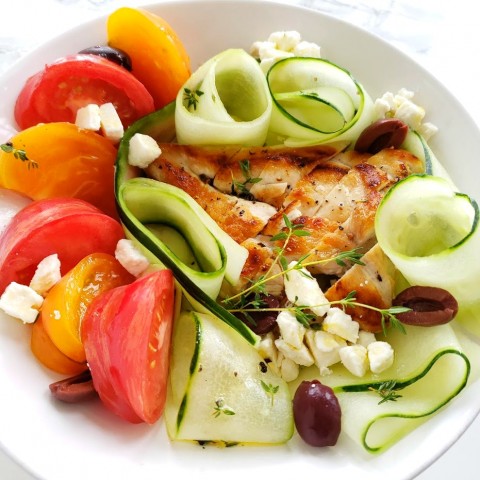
375, 174, 480, 337
295, 324, 470, 453
266, 57, 375, 146
115, 104, 257, 346
175, 48, 272, 146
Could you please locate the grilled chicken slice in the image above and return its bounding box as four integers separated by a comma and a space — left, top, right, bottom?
325, 244, 397, 332
154, 142, 346, 207
146, 158, 276, 244
264, 148, 423, 274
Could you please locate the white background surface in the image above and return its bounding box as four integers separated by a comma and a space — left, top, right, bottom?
0, 1, 479, 479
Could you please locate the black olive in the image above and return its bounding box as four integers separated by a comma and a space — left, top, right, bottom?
293, 380, 342, 447
355, 118, 409, 154
392, 285, 459, 326
79, 45, 132, 71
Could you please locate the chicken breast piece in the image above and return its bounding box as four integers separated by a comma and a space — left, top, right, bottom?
146, 157, 276, 243
325, 244, 397, 333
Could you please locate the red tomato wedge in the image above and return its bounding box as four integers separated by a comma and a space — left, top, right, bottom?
0, 198, 125, 294
82, 270, 175, 424
14, 54, 155, 130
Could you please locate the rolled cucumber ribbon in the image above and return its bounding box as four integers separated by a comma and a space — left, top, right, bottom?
375, 174, 480, 337
175, 49, 272, 146
266, 57, 375, 147
114, 104, 257, 346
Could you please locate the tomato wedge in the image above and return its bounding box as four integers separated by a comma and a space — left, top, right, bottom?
82, 270, 175, 424
0, 122, 118, 217
107, 7, 190, 109
0, 198, 125, 294
14, 54, 155, 130
41, 253, 134, 364
30, 316, 87, 376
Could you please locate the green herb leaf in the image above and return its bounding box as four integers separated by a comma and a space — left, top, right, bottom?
369, 380, 403, 405
183, 87, 204, 110
1, 142, 38, 170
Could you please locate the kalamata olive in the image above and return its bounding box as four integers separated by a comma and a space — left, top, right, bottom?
392, 285, 459, 326
78, 45, 132, 71
355, 118, 409, 154
293, 380, 342, 447
236, 294, 280, 335
49, 370, 98, 403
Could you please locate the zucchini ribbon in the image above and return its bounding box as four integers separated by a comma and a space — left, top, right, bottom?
114, 105, 257, 345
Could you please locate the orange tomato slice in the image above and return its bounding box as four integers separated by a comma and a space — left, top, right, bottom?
0, 122, 118, 217
41, 253, 134, 364
107, 7, 191, 109
31, 316, 87, 376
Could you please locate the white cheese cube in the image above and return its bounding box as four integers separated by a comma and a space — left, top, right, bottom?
276, 310, 305, 349
322, 307, 359, 343
250, 40, 276, 59
128, 133, 162, 169
75, 104, 101, 131
357, 330, 376, 348
257, 332, 278, 364
418, 121, 438, 140
0, 282, 44, 324
275, 338, 314, 367
268, 31, 302, 52
395, 99, 425, 131
305, 329, 346, 376
367, 341, 394, 374
99, 103, 124, 143
279, 356, 300, 382
339, 345, 368, 377
115, 239, 150, 277
284, 261, 329, 317
293, 41, 321, 58
29, 254, 61, 296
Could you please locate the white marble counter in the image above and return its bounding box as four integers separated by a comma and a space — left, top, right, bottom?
0, 1, 479, 479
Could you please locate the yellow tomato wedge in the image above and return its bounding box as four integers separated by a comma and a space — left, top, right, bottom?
0, 122, 118, 218
107, 7, 191, 109
41, 253, 134, 364
31, 316, 87, 376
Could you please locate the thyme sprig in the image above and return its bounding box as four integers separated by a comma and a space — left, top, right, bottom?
261, 380, 279, 406
223, 214, 311, 305
227, 293, 410, 335
212, 398, 236, 418
0, 142, 38, 170
369, 380, 403, 404
183, 87, 204, 110
331, 290, 409, 335
233, 159, 262, 196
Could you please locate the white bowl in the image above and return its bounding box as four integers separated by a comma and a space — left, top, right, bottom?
0, 1, 479, 479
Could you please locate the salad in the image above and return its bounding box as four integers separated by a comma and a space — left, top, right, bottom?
0, 4, 479, 462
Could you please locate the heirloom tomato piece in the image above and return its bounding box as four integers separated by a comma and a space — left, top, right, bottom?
0, 122, 118, 217
107, 7, 191, 109
14, 54, 154, 129
42, 253, 134, 364
0, 198, 125, 294
82, 269, 175, 424
31, 316, 87, 376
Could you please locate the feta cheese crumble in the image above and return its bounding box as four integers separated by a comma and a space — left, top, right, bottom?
74, 102, 124, 143
75, 104, 101, 131
323, 307, 359, 344
29, 254, 61, 296
128, 133, 162, 168
284, 261, 330, 316
367, 341, 395, 374
0, 282, 44, 324
374, 88, 438, 140
250, 30, 321, 74
99, 102, 124, 143
115, 239, 150, 277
